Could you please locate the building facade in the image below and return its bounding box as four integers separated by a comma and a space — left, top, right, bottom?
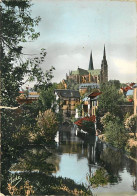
65, 46, 108, 87
54, 89, 80, 118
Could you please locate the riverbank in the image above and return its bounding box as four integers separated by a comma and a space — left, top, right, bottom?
98, 133, 137, 160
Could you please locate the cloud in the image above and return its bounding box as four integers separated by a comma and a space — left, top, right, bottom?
109, 57, 136, 83
21, 0, 136, 84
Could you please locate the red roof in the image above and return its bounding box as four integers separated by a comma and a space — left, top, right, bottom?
19, 91, 24, 94
88, 92, 102, 98
121, 86, 132, 92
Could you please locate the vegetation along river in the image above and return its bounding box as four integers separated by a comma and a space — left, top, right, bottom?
51, 125, 137, 196
4, 124, 137, 195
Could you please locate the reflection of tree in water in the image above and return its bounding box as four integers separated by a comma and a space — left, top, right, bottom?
2, 145, 26, 193
2, 146, 92, 195
88, 168, 110, 188
125, 157, 137, 191
2, 146, 57, 194
10, 147, 55, 173
99, 147, 125, 184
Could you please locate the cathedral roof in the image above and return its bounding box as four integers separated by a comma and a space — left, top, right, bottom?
88, 69, 101, 76
71, 68, 88, 75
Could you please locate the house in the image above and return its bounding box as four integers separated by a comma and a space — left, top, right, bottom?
79, 83, 100, 95
88, 91, 102, 116
16, 91, 39, 104
54, 89, 80, 118
81, 91, 102, 117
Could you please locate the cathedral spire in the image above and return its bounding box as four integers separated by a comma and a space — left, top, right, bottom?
103, 45, 106, 60
88, 51, 94, 70
100, 45, 108, 83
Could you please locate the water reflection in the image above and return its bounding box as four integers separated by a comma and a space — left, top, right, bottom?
2, 124, 137, 195
52, 125, 137, 195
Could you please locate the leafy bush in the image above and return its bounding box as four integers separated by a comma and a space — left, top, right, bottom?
12, 126, 30, 146
105, 118, 129, 149
100, 112, 115, 128
36, 109, 58, 142
125, 114, 137, 139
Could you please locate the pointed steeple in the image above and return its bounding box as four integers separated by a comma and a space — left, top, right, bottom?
88, 51, 94, 70
100, 45, 108, 83
103, 45, 106, 60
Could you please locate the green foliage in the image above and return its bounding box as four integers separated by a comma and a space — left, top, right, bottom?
56, 112, 64, 125
108, 80, 121, 89
75, 102, 82, 117
100, 112, 116, 128
11, 149, 54, 173
37, 83, 56, 112
88, 168, 109, 188
1, 1, 54, 106
97, 82, 124, 118
125, 114, 137, 139
12, 126, 30, 146
36, 109, 58, 143
6, 173, 92, 196
128, 146, 137, 158
81, 121, 95, 135
96, 82, 124, 131
66, 78, 79, 90
105, 118, 129, 149
124, 112, 131, 122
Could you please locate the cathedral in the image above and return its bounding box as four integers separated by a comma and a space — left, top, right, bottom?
64, 46, 108, 85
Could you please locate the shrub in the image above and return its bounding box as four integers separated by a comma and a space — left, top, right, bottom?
36, 109, 58, 142
13, 126, 30, 146
105, 118, 129, 149
100, 112, 115, 128
125, 114, 137, 139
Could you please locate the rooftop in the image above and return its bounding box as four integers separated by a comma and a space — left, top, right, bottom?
88, 69, 101, 76
71, 68, 88, 76
55, 89, 80, 98
79, 83, 100, 89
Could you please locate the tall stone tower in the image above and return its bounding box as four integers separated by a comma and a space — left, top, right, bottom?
88, 51, 94, 70
100, 45, 108, 83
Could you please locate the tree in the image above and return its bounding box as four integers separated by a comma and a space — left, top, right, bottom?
56, 82, 65, 89
66, 78, 79, 90
108, 80, 121, 89
97, 82, 124, 118
1, 2, 55, 192
125, 114, 137, 139
36, 109, 58, 143
1, 1, 54, 106
105, 117, 129, 149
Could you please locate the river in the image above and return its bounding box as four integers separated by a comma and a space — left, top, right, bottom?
51, 124, 137, 196
3, 124, 137, 195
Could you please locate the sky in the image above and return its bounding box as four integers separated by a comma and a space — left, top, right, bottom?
23, 0, 136, 84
